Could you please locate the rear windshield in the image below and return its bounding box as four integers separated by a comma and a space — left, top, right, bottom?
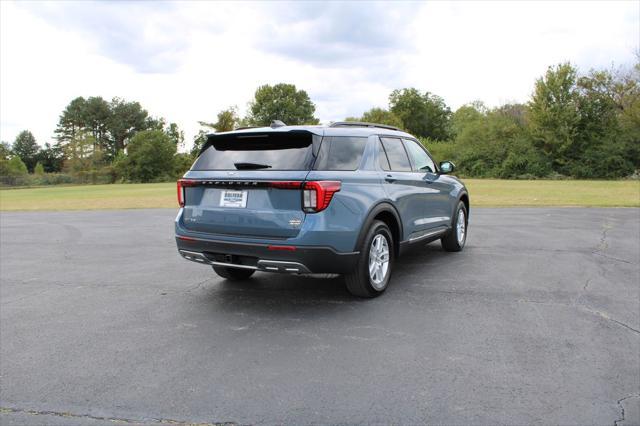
192, 132, 316, 171
314, 136, 367, 171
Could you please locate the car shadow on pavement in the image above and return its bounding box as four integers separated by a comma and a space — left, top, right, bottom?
195, 241, 456, 314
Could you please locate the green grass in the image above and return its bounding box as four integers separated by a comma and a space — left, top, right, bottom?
464, 179, 640, 207
0, 180, 638, 211
0, 183, 177, 211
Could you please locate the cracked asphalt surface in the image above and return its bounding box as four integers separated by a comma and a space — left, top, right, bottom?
1, 208, 639, 425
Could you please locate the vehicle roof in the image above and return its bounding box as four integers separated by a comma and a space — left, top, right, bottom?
208, 124, 417, 139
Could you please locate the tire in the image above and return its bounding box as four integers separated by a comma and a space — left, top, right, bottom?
345, 220, 394, 298
212, 266, 255, 280
441, 201, 468, 252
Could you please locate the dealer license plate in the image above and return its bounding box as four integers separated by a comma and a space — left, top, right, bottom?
220, 190, 248, 208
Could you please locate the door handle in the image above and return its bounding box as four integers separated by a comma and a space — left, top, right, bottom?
385, 174, 396, 183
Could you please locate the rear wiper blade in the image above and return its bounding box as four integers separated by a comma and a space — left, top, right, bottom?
234, 162, 272, 170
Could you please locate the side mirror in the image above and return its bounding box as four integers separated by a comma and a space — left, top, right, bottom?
439, 161, 455, 174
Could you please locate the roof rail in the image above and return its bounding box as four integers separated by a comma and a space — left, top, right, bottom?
329, 121, 401, 132
234, 126, 259, 131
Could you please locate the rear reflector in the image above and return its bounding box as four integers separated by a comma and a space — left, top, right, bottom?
268, 245, 297, 251
176, 235, 198, 242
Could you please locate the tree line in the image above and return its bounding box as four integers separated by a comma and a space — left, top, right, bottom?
352, 62, 639, 179
1, 61, 638, 186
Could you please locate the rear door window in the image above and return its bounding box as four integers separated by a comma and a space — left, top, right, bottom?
314, 136, 367, 171
193, 132, 315, 171
380, 137, 412, 171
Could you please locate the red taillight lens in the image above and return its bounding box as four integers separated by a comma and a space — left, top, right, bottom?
303, 181, 341, 213
177, 179, 197, 207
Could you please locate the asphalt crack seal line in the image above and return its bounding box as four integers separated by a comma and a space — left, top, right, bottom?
614, 394, 640, 426
0, 406, 238, 426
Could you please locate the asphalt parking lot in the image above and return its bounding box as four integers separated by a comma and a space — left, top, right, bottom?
1, 208, 638, 425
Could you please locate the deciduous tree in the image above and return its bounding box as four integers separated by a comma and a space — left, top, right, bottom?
346, 108, 403, 129
389, 88, 451, 140
121, 130, 176, 182
247, 84, 319, 126
528, 63, 581, 172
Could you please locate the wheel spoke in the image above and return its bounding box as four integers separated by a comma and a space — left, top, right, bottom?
456, 210, 466, 244
368, 233, 390, 289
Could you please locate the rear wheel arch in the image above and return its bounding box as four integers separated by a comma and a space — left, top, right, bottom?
355, 202, 403, 257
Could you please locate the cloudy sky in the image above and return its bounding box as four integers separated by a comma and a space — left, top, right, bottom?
1, 1, 638, 150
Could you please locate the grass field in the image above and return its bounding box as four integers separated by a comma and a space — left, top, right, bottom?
0, 179, 638, 211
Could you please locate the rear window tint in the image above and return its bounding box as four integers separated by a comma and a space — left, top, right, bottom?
192, 132, 315, 171
314, 136, 367, 171
380, 137, 411, 171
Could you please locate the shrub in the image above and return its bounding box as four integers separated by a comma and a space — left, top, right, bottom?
34, 162, 45, 175
29, 173, 75, 186
174, 152, 194, 178
120, 130, 176, 182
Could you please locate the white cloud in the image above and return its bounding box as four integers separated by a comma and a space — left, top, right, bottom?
0, 0, 637, 150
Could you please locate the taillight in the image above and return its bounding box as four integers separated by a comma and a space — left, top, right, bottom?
303, 181, 341, 213
177, 179, 197, 207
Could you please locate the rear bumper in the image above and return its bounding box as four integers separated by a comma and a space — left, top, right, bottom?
175, 236, 359, 274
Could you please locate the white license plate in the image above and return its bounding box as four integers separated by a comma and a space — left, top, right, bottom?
220, 190, 248, 208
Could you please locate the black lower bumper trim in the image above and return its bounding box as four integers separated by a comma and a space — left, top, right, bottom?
176, 236, 359, 274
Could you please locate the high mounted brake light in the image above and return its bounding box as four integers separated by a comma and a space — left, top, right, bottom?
303, 181, 341, 213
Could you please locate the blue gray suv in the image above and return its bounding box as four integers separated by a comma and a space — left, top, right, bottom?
175, 121, 469, 297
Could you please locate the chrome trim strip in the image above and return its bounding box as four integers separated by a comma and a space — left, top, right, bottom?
257, 260, 311, 274
178, 250, 312, 273
408, 228, 448, 243
209, 261, 257, 270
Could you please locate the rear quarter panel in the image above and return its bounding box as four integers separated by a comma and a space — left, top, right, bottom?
303, 169, 387, 252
